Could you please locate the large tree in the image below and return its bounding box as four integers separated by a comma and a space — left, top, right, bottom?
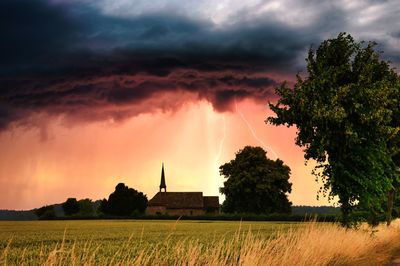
219, 146, 292, 214
267, 33, 399, 226
100, 183, 148, 216
386, 80, 400, 225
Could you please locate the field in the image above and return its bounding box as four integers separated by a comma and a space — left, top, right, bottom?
0, 220, 299, 265
1, 219, 400, 265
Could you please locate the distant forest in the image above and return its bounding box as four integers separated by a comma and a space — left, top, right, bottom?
0, 210, 37, 220
0, 205, 340, 220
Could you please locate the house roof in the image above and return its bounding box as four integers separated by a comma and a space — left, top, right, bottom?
148, 192, 204, 209
203, 196, 220, 208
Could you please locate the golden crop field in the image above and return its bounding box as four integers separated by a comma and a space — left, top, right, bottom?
1, 219, 400, 265
0, 220, 298, 265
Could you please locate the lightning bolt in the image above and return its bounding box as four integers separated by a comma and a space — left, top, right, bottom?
235, 99, 279, 159
214, 114, 226, 191
215, 114, 226, 164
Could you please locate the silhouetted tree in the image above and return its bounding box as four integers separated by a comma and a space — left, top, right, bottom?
78, 198, 94, 216
62, 198, 80, 216
100, 183, 148, 216
34, 205, 56, 220
220, 146, 292, 214
98, 198, 108, 214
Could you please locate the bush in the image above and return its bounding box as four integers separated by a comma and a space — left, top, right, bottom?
34, 205, 56, 220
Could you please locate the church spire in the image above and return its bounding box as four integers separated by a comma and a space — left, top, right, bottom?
160, 163, 167, 192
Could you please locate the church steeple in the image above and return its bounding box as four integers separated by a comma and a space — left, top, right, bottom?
160, 163, 167, 192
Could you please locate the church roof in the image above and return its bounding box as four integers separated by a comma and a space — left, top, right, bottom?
148, 192, 204, 209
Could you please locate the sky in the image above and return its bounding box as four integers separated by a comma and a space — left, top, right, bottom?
0, 0, 399, 210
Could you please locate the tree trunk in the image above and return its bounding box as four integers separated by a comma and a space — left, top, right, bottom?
341, 200, 352, 228
387, 189, 395, 226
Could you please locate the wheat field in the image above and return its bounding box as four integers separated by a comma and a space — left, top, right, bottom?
1, 219, 400, 265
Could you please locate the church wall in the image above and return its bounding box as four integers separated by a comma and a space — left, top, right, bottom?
146, 206, 167, 215
146, 206, 219, 216
205, 208, 219, 215
166, 208, 205, 216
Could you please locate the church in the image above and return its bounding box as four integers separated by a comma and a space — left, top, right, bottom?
146, 164, 220, 216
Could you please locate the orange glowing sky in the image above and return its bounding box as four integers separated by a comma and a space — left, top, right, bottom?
0, 99, 327, 210
2, 0, 398, 210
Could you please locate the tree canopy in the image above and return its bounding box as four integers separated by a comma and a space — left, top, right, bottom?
78, 198, 95, 216
34, 205, 55, 220
99, 183, 148, 216
267, 33, 400, 226
62, 198, 80, 216
219, 146, 292, 214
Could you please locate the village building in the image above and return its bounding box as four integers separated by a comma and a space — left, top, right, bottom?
146, 164, 220, 216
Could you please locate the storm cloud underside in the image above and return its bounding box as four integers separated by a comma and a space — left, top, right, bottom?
1, 0, 399, 130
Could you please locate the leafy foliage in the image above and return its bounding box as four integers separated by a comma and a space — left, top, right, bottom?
99, 183, 148, 216
34, 205, 56, 220
77, 199, 95, 216
62, 198, 80, 216
220, 146, 292, 214
267, 33, 400, 226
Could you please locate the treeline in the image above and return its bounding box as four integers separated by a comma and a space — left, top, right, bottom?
3, 203, 388, 222
32, 183, 147, 220
0, 210, 37, 220
10, 204, 342, 221
33, 199, 102, 220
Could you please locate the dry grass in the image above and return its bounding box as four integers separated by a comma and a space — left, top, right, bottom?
1, 220, 400, 266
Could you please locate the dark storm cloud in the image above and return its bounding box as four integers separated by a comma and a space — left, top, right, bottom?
217, 76, 277, 88
0, 0, 316, 76
0, 0, 398, 130
0, 0, 77, 68
0, 0, 295, 129
3, 73, 276, 124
